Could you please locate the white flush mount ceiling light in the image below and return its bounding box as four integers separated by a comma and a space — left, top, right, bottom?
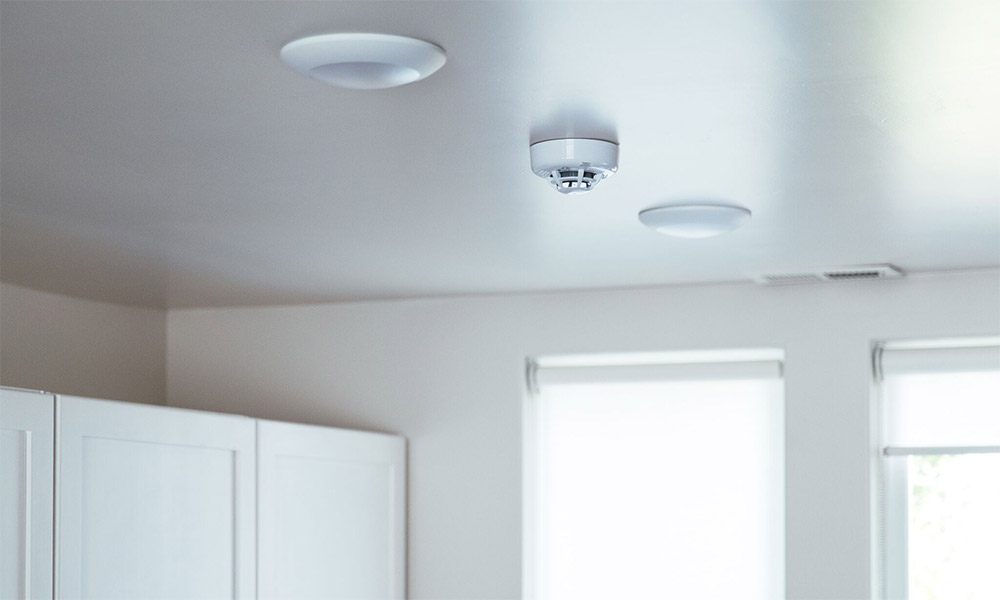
280, 33, 446, 90
638, 204, 752, 238
530, 138, 619, 194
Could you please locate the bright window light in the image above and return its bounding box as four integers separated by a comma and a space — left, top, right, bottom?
877, 340, 1000, 600
905, 453, 1000, 599
525, 354, 784, 600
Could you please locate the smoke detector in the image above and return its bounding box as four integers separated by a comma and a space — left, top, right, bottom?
529, 138, 619, 194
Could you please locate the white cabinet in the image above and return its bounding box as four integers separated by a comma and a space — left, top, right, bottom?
0, 389, 406, 600
56, 396, 256, 599
0, 388, 54, 600
257, 420, 406, 600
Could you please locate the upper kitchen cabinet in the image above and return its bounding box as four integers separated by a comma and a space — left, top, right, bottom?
55, 396, 256, 599
257, 419, 406, 599
0, 388, 54, 600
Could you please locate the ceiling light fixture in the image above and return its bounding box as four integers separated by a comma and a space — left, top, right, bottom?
638, 203, 751, 238
529, 138, 619, 194
280, 33, 447, 90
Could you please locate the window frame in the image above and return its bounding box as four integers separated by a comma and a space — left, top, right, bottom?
873, 338, 1000, 600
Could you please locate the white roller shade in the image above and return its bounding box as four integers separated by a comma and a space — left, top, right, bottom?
878, 344, 1000, 377
879, 340, 1000, 449
527, 353, 785, 600
533, 359, 782, 389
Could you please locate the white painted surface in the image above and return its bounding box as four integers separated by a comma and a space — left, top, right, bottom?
257, 420, 405, 600
2, 1, 998, 307
0, 388, 54, 600
56, 396, 255, 599
166, 270, 1000, 600
0, 283, 166, 405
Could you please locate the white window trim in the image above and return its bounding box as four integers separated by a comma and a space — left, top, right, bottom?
522, 358, 540, 600
883, 446, 1000, 456
873, 337, 1000, 600
881, 453, 909, 600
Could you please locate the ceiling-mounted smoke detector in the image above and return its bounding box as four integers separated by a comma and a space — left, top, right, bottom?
530, 138, 619, 194
754, 264, 905, 285
280, 33, 446, 90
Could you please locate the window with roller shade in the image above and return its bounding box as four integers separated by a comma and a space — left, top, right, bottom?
524, 350, 785, 600
875, 339, 1000, 600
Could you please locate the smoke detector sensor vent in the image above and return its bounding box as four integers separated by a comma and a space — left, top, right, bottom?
755, 264, 904, 286
530, 138, 619, 194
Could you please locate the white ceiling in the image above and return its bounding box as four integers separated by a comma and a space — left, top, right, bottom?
2, 1, 998, 308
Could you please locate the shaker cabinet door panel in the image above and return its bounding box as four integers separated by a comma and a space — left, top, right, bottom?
56, 396, 255, 600
257, 420, 406, 600
0, 388, 54, 600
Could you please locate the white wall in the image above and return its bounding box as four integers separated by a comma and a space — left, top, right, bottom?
1, 283, 166, 405
166, 271, 1000, 600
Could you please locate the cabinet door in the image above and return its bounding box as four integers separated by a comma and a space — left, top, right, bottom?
0, 388, 54, 600
56, 396, 255, 599
257, 420, 406, 600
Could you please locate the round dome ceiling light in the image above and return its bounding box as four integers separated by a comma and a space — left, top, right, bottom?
280, 33, 447, 90
638, 203, 752, 239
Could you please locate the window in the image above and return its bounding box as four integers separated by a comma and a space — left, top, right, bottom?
876, 339, 1000, 600
524, 351, 785, 600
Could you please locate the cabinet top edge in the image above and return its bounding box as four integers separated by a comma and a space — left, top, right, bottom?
1, 385, 52, 395
256, 417, 406, 442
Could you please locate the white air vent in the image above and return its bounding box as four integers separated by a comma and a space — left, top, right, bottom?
757, 273, 826, 286
754, 264, 904, 286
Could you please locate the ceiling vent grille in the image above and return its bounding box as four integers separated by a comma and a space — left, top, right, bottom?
754, 264, 904, 286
